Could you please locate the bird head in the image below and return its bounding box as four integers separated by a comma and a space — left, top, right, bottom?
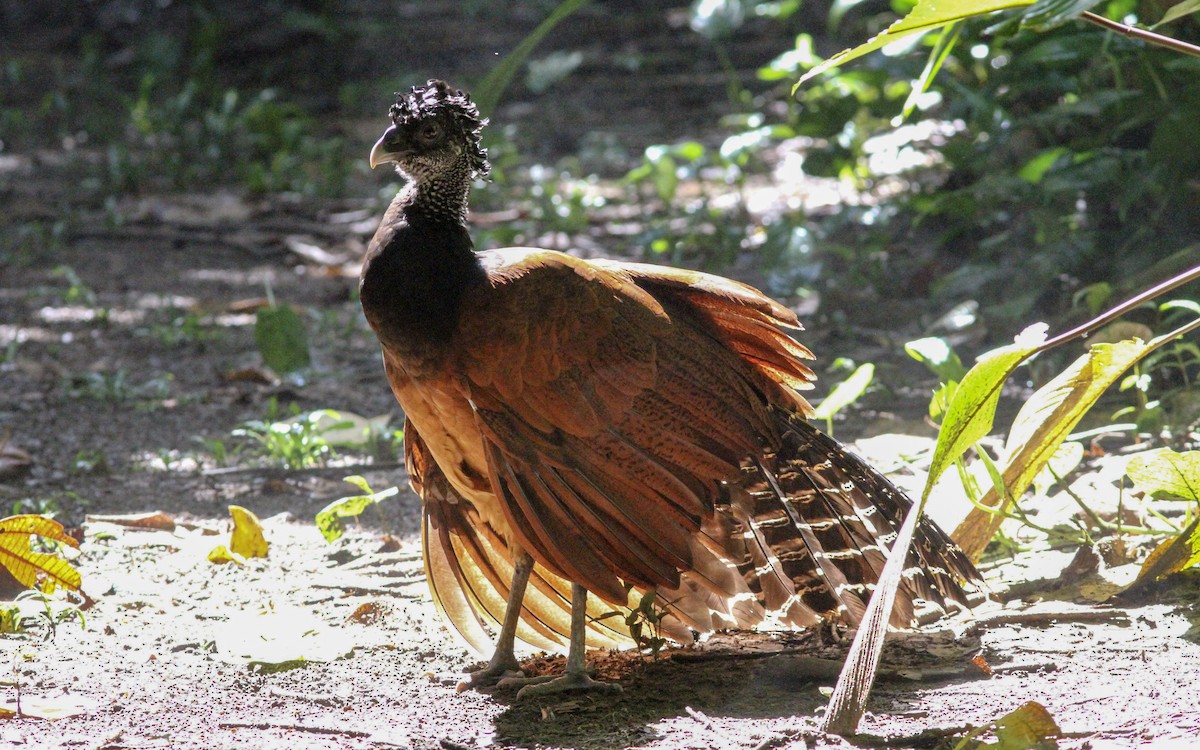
369, 80, 490, 182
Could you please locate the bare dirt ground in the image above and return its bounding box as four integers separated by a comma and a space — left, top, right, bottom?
3, 166, 1200, 749
3, 4, 1200, 748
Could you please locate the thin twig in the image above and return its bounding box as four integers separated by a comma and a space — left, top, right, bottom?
217, 721, 371, 737
1041, 263, 1200, 350
961, 606, 1130, 638
1081, 12, 1200, 58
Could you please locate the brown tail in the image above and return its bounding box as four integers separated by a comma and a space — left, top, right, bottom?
718, 408, 984, 629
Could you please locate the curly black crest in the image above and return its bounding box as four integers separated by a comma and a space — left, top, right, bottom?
390, 80, 490, 178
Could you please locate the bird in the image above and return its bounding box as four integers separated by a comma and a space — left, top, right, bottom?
361, 80, 984, 697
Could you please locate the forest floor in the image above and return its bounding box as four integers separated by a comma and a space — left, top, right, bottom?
3, 4, 1200, 748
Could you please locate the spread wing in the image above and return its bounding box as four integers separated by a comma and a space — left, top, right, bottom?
456, 249, 816, 605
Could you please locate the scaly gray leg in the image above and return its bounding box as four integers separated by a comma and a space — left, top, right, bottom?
498, 583, 623, 699
460, 550, 533, 688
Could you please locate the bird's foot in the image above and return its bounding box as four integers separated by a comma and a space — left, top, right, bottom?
457, 656, 524, 691
499, 671, 623, 700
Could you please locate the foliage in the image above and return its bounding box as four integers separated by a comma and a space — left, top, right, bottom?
811, 361, 875, 435
0, 515, 81, 593
231, 400, 351, 470
315, 476, 399, 543
0, 589, 85, 637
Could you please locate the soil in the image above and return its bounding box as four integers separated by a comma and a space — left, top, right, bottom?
3, 3, 1200, 749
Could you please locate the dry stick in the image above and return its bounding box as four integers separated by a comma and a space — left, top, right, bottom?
1081, 12, 1200, 58
218, 721, 371, 738
821, 262, 1200, 735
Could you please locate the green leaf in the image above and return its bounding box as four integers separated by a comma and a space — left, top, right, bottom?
905, 336, 967, 382
994, 339, 1150, 504
796, 0, 1037, 88
1126, 448, 1200, 502
812, 363, 875, 420
1021, 0, 1106, 30
314, 477, 399, 543
993, 700, 1062, 749
1018, 146, 1069, 183
921, 324, 1047, 504
954, 338, 1149, 559
255, 305, 310, 374
1127, 515, 1200, 590
1153, 0, 1200, 28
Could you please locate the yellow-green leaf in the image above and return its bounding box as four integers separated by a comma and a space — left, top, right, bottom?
229, 505, 269, 559
1126, 448, 1200, 502
207, 544, 245, 565
0, 515, 81, 591
1126, 516, 1200, 590
812, 363, 875, 420
994, 700, 1061, 749
954, 338, 1149, 560
923, 324, 1047, 504
796, 0, 1037, 87
315, 477, 399, 543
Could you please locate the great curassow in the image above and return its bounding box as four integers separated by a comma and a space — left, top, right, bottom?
362, 80, 984, 697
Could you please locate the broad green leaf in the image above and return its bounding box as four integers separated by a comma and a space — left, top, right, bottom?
993, 700, 1062, 749
812, 363, 875, 420
255, 305, 310, 374
1153, 0, 1200, 28
0, 515, 81, 591
1127, 516, 1200, 590
954, 338, 1149, 560
1021, 0, 1106, 30
796, 0, 1036, 87
315, 477, 399, 543
1126, 448, 1200, 502
922, 323, 1047, 504
905, 336, 967, 382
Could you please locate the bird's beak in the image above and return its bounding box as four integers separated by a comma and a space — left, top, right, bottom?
369, 125, 404, 169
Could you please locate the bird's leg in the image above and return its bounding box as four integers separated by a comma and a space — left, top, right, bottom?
500, 583, 623, 699
462, 550, 533, 688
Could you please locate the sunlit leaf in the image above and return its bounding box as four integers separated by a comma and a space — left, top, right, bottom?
954, 338, 1149, 560
207, 544, 245, 565
923, 323, 1047, 505
228, 505, 269, 559
994, 700, 1062, 749
1127, 516, 1200, 590
0, 515, 81, 591
1032, 440, 1085, 496
812, 363, 875, 420
905, 336, 967, 382
796, 0, 1037, 87
315, 476, 399, 543
1126, 448, 1200, 502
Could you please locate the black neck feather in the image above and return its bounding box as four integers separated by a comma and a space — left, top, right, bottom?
359, 182, 485, 363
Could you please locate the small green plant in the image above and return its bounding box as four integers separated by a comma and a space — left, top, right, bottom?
146, 310, 222, 347
811, 361, 875, 437
61, 370, 172, 406
315, 476, 398, 543
0, 589, 85, 637
597, 586, 671, 658
231, 401, 350, 469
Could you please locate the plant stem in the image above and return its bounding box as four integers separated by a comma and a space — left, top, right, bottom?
1081, 12, 1200, 58
1042, 261, 1200, 351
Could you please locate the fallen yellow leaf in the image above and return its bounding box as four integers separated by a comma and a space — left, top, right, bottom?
228, 505, 268, 559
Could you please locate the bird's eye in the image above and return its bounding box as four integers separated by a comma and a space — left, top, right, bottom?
419, 123, 442, 142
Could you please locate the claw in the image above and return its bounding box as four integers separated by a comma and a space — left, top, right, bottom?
514, 671, 622, 700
